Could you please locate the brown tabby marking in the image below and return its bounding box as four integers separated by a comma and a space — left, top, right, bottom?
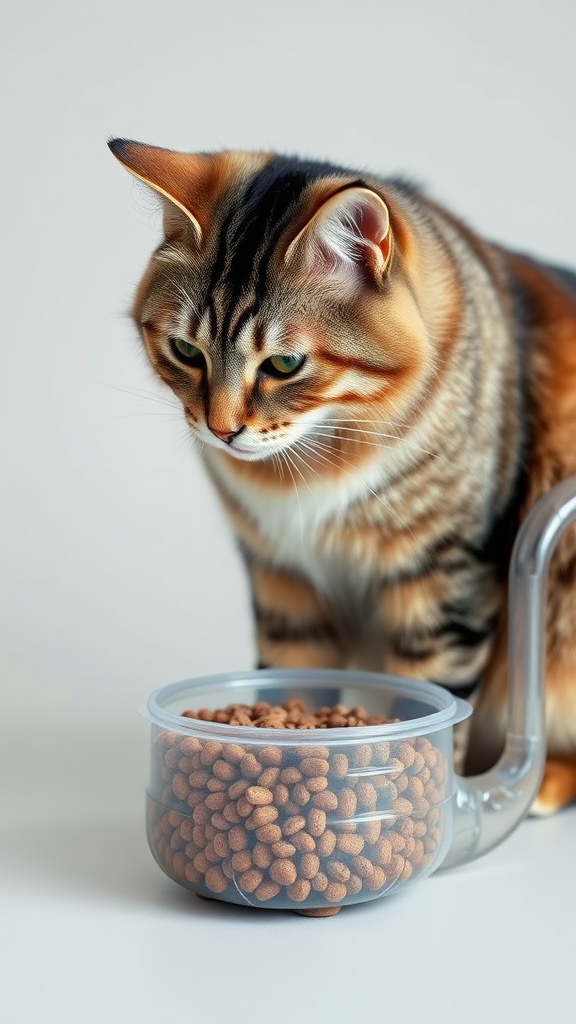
109, 139, 576, 813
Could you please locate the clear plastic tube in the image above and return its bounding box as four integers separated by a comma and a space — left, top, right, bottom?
442, 477, 576, 868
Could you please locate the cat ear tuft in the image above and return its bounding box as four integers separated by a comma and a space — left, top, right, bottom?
285, 186, 392, 293
108, 138, 212, 244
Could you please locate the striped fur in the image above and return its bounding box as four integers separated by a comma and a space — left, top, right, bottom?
110, 139, 576, 813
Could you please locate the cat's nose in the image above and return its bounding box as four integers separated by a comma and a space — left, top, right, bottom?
209, 424, 246, 444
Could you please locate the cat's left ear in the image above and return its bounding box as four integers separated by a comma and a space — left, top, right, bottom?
108, 138, 219, 244
284, 186, 392, 292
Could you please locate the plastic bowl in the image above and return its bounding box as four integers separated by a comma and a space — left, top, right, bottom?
143, 669, 471, 915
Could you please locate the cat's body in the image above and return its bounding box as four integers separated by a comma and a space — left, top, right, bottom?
110, 140, 576, 812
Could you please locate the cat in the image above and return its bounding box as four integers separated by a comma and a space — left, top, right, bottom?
109, 138, 576, 814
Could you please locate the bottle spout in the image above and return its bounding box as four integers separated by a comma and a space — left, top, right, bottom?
442, 477, 576, 869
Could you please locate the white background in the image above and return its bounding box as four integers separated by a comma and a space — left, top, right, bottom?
1, 2, 575, 1022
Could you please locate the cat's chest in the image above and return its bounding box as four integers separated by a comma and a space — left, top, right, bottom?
209, 454, 380, 613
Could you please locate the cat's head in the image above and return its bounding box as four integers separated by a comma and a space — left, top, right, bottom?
109, 140, 433, 469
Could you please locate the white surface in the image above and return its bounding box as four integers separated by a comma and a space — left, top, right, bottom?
1, 723, 575, 1024
2, 1, 576, 1021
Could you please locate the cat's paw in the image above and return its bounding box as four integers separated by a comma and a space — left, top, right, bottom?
530, 756, 576, 816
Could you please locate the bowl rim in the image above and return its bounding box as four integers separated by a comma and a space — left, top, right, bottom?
142, 668, 472, 741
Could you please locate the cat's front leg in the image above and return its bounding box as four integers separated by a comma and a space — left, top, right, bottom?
244, 557, 346, 670
378, 558, 501, 698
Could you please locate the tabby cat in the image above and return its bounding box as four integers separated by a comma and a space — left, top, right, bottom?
109, 139, 576, 813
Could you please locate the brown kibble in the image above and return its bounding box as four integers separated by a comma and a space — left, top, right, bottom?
207, 778, 228, 794
180, 736, 201, 755
391, 797, 413, 817
238, 869, 263, 893
164, 747, 181, 769
187, 791, 205, 809
255, 823, 283, 844
258, 766, 281, 788
305, 776, 329, 794
293, 783, 311, 806
269, 859, 298, 885
223, 802, 241, 824
385, 758, 405, 780
307, 808, 326, 837
336, 833, 365, 856
213, 833, 229, 859
212, 759, 237, 782
246, 785, 274, 806
374, 741, 391, 764
324, 882, 347, 903
346, 873, 363, 896
252, 843, 273, 869
273, 784, 290, 806
396, 740, 416, 768
185, 862, 200, 884
221, 743, 245, 764
271, 841, 297, 859
365, 866, 387, 891
375, 837, 393, 867
351, 744, 373, 768
205, 792, 227, 811
171, 773, 190, 800
326, 860, 351, 883
245, 805, 278, 829
204, 842, 221, 863
228, 779, 249, 800
193, 851, 209, 874
179, 819, 195, 842
254, 882, 280, 901
200, 741, 222, 766
297, 745, 329, 759
316, 830, 337, 857
205, 866, 228, 893
287, 880, 311, 902
290, 831, 317, 853
280, 767, 302, 785
351, 855, 374, 879
311, 871, 328, 892
240, 753, 262, 779
329, 753, 348, 779
356, 782, 378, 809
311, 790, 339, 811
282, 815, 306, 836
259, 746, 283, 766
188, 769, 210, 789
192, 803, 210, 825
337, 788, 357, 819
360, 819, 381, 844
227, 826, 248, 851
300, 853, 321, 879
236, 797, 254, 817
299, 757, 330, 777
231, 850, 252, 872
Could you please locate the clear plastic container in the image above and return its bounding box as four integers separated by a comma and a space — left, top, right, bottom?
144, 672, 471, 914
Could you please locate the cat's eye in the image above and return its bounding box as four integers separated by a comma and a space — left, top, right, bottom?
260, 353, 306, 379
169, 336, 205, 369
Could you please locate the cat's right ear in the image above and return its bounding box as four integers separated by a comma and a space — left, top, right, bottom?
108, 139, 214, 244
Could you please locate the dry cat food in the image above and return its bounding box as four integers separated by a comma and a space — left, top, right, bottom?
147, 700, 448, 915
181, 697, 398, 729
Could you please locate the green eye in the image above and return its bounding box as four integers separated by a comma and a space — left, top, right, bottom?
169, 336, 205, 368
261, 353, 306, 379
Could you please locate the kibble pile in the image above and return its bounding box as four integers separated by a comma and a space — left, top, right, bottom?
182, 697, 397, 729
147, 700, 447, 916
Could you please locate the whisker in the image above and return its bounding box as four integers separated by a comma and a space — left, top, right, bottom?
310, 424, 442, 460
296, 435, 414, 535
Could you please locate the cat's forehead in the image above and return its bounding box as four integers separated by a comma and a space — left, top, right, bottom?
195, 306, 294, 357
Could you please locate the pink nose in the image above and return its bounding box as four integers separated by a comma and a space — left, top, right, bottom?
209, 425, 245, 444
